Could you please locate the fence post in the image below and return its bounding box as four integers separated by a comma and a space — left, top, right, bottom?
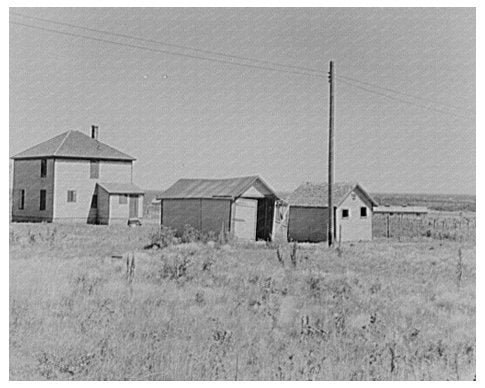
387, 214, 390, 239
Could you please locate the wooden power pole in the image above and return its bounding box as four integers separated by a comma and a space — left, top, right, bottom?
328, 60, 334, 247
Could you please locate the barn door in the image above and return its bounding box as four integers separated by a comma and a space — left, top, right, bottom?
129, 195, 138, 218
233, 198, 257, 240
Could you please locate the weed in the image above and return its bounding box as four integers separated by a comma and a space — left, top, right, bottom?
145, 226, 177, 249
290, 243, 298, 268
456, 248, 463, 288
276, 246, 284, 266
9, 222, 476, 381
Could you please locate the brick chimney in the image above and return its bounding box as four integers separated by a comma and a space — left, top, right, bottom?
91, 125, 99, 140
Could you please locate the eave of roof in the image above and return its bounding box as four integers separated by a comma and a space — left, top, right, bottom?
289, 182, 377, 208
97, 182, 144, 194
11, 130, 136, 161
158, 175, 279, 200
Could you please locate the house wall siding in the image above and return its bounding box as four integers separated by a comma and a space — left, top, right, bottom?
11, 158, 55, 222
201, 199, 231, 234
53, 159, 132, 222
109, 194, 144, 223
162, 198, 231, 236
288, 206, 328, 242
336, 191, 372, 242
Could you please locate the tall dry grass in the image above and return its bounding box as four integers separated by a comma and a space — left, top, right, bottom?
10, 223, 475, 380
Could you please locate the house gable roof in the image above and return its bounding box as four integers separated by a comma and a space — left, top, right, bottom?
158, 175, 279, 200
97, 182, 144, 195
289, 182, 378, 208
11, 130, 135, 161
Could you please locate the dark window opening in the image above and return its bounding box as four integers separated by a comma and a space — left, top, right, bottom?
40, 190, 46, 211
67, 190, 77, 203
91, 194, 98, 209
18, 189, 25, 210
341, 209, 349, 219
90, 161, 99, 179
40, 159, 47, 178
119, 194, 128, 204
360, 207, 368, 218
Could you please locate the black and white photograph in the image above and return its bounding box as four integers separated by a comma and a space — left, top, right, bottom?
8, 4, 477, 381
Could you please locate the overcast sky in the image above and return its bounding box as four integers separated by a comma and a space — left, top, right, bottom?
9, 8, 475, 194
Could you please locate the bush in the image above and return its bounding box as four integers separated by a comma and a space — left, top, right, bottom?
159, 251, 192, 282
181, 225, 202, 244
145, 226, 177, 249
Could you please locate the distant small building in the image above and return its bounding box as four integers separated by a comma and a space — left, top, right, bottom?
158, 175, 286, 241
288, 182, 377, 243
11, 126, 144, 224
373, 205, 428, 216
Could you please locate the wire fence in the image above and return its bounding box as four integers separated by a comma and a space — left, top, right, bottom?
372, 213, 476, 242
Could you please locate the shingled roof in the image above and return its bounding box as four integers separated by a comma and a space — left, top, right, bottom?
159, 176, 279, 200
11, 130, 135, 161
289, 182, 377, 208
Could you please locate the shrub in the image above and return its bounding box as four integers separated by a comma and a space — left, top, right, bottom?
145, 226, 177, 249
181, 225, 202, 243
159, 251, 192, 282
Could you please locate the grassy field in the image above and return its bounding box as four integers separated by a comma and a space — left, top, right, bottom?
10, 222, 475, 380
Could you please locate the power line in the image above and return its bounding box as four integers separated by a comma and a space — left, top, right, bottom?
337, 77, 473, 120
336, 74, 465, 113
11, 11, 327, 77
10, 21, 326, 79
10, 16, 474, 121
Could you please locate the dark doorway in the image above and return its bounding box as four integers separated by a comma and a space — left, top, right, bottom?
256, 197, 275, 241
129, 195, 139, 218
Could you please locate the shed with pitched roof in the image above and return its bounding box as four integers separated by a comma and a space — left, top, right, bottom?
288, 182, 377, 242
158, 176, 286, 241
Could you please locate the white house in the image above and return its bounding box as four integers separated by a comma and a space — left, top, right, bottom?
11, 126, 144, 224
288, 182, 378, 242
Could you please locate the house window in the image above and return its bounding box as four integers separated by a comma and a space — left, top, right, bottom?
18, 189, 25, 210
91, 194, 98, 209
341, 209, 349, 219
360, 207, 368, 218
90, 161, 99, 179
67, 190, 77, 203
40, 190, 46, 211
119, 194, 127, 204
40, 159, 47, 178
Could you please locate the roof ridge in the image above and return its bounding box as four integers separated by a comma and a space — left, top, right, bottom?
178, 175, 259, 182
52, 130, 72, 156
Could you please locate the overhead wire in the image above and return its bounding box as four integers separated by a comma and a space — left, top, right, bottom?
336, 74, 467, 113
11, 11, 327, 77
336, 77, 473, 120
10, 20, 325, 79
10, 16, 474, 121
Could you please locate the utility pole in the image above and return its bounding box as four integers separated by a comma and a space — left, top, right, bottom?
328, 60, 334, 247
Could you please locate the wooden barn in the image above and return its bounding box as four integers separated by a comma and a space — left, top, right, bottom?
288, 182, 377, 243
158, 176, 286, 241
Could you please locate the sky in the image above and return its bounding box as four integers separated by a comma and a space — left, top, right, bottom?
9, 8, 475, 194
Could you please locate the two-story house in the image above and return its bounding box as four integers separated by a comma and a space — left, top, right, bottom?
11, 126, 144, 224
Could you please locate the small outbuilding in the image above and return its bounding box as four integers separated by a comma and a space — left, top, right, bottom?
373, 205, 428, 216
158, 176, 285, 241
96, 182, 144, 224
288, 182, 377, 243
